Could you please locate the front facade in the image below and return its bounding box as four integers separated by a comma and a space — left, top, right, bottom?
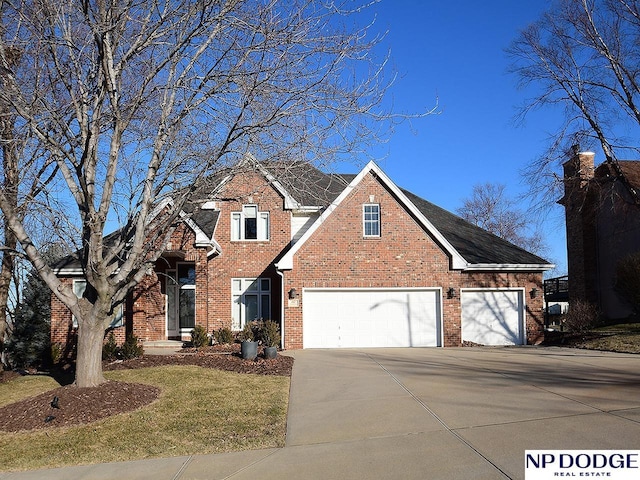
51, 159, 552, 350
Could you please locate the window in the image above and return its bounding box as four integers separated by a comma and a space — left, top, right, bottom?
232, 278, 271, 330
231, 205, 270, 241
363, 204, 380, 237
72, 279, 124, 329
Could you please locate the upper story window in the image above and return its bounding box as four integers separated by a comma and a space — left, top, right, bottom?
231, 205, 270, 241
363, 204, 380, 237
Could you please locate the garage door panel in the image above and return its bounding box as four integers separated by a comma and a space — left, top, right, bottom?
303, 289, 440, 348
461, 290, 524, 346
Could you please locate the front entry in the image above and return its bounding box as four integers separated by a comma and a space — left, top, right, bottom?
166, 263, 196, 339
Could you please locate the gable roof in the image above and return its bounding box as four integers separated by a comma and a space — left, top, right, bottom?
594, 160, 640, 203
261, 161, 350, 209
54, 158, 553, 275
277, 161, 553, 272
402, 190, 549, 266
615, 161, 640, 189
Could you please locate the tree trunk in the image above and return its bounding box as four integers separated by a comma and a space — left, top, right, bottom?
74, 319, 106, 387
0, 242, 14, 367
0, 41, 20, 368
0, 105, 17, 370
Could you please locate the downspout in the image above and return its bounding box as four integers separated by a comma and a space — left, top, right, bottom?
276, 269, 285, 350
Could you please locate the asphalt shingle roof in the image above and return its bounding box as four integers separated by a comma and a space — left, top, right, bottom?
401, 189, 549, 265
53, 160, 550, 272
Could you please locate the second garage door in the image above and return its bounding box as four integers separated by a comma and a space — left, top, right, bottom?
461, 289, 524, 346
302, 288, 441, 348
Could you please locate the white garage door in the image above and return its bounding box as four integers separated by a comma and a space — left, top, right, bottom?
461, 289, 524, 346
303, 288, 441, 348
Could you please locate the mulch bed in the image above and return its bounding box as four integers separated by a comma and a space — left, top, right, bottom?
0, 381, 160, 433
0, 348, 293, 433
104, 349, 294, 376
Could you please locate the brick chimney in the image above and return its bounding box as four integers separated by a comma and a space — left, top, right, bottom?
561, 148, 597, 304
563, 148, 595, 192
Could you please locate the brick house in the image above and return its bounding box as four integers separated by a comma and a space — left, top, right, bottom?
560, 149, 640, 320
51, 159, 553, 350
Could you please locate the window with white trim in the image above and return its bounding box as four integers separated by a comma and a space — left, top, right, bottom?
231, 278, 271, 330
72, 279, 123, 329
231, 205, 270, 241
363, 204, 381, 237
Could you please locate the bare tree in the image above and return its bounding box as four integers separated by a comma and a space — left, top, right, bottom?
0, 32, 20, 368
0, 0, 410, 387
508, 0, 640, 204
457, 183, 548, 256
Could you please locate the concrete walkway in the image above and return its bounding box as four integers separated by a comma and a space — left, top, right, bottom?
2, 347, 640, 480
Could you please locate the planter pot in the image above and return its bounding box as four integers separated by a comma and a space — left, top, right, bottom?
241, 341, 258, 360
264, 346, 278, 359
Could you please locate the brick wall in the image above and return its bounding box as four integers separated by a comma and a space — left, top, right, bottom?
50, 169, 292, 350
50, 278, 128, 356
205, 170, 290, 330
282, 172, 545, 348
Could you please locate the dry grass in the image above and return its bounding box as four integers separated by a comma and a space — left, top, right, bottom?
0, 375, 60, 407
0, 365, 290, 472
569, 323, 640, 354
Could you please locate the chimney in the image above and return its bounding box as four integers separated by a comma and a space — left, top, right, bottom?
561, 147, 598, 304
563, 148, 595, 189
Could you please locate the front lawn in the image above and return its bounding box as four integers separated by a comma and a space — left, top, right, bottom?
0, 365, 290, 472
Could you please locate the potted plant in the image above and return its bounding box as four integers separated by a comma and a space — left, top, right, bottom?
260, 320, 281, 359
239, 322, 258, 360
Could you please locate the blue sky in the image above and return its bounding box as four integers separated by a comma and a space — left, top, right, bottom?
341, 0, 569, 274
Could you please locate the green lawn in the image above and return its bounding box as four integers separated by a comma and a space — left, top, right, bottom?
0, 365, 290, 472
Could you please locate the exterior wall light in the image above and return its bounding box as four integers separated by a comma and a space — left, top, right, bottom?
530, 288, 539, 299
447, 287, 456, 299
289, 288, 298, 299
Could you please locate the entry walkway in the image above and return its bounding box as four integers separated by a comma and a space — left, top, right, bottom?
2, 347, 640, 479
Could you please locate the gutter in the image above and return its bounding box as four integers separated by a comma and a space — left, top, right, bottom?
463, 263, 556, 272
276, 269, 286, 350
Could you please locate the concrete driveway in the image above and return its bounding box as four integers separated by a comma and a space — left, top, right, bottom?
3, 347, 640, 480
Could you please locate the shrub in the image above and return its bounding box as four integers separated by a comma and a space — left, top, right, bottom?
258, 320, 281, 347
119, 334, 144, 359
5, 268, 52, 369
615, 252, 640, 312
238, 322, 256, 342
50, 343, 64, 365
102, 332, 119, 360
190, 325, 209, 348
213, 327, 234, 345
564, 300, 601, 334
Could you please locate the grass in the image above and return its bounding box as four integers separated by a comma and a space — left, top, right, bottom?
0, 375, 60, 407
570, 322, 640, 354
0, 365, 290, 472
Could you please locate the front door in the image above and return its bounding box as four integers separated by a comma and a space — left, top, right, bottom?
166, 264, 196, 339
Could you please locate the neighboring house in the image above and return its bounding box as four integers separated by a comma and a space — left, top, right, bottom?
543, 275, 569, 330
560, 150, 640, 320
51, 158, 553, 350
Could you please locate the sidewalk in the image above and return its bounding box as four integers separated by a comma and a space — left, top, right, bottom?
2, 347, 640, 479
